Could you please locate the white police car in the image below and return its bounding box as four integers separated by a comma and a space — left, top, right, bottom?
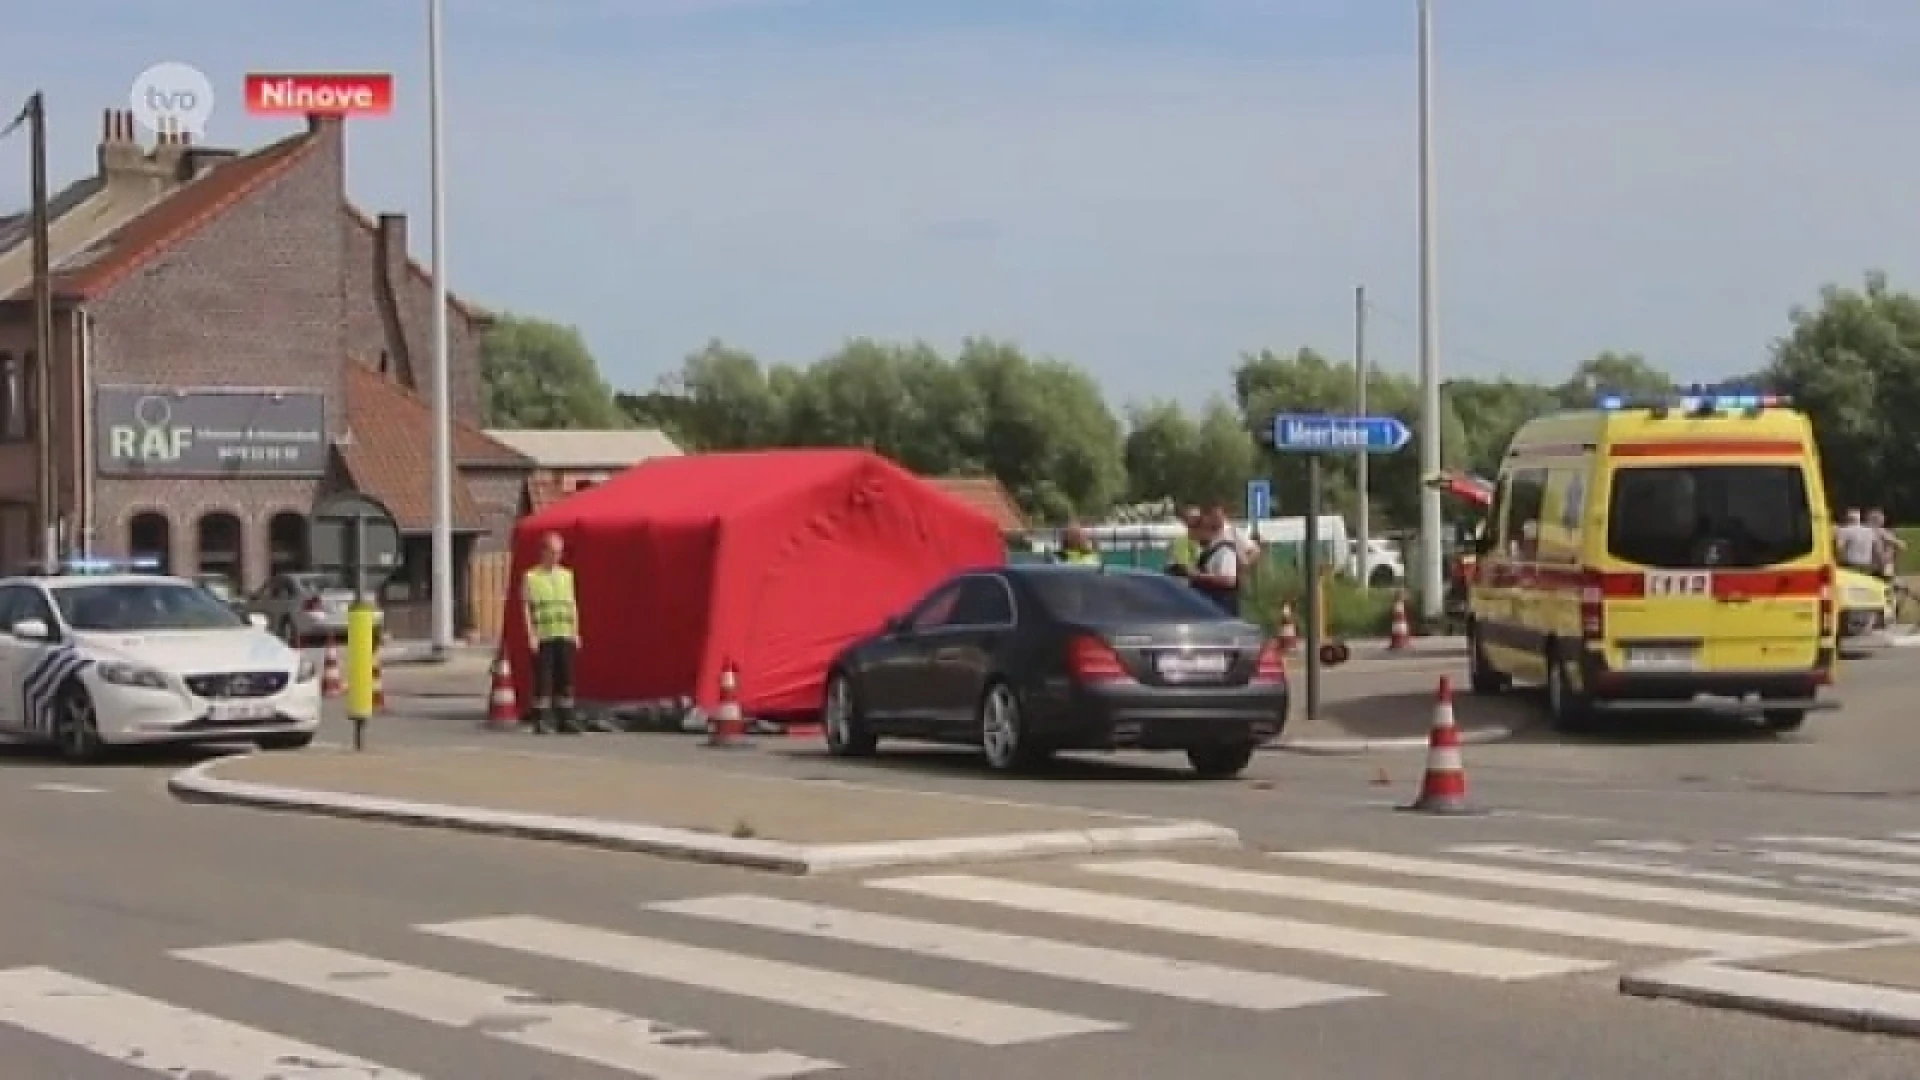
0, 559, 322, 761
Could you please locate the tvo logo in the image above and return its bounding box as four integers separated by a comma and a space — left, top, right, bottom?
129, 62, 216, 138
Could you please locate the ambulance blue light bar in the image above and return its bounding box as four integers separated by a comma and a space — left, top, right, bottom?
55, 556, 161, 576
1596, 388, 1792, 415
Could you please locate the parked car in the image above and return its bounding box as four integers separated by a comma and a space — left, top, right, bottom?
821, 565, 1289, 777
192, 572, 247, 615
248, 571, 384, 646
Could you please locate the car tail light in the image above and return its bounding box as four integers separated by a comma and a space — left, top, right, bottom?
1818, 564, 1834, 637
1579, 570, 1605, 639
304, 596, 324, 613
1067, 634, 1130, 684
1253, 639, 1286, 683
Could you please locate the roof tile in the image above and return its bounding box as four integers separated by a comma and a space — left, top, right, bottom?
340, 362, 530, 531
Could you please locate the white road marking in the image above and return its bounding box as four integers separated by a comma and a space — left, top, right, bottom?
177, 940, 833, 1079
650, 894, 1376, 1011
1594, 839, 1690, 854
1751, 836, 1920, 860
422, 915, 1117, 1046
0, 966, 412, 1078
1081, 859, 1812, 957
1756, 850, 1920, 880
1276, 850, 1920, 937
1447, 843, 1787, 889
29, 783, 105, 794
866, 874, 1602, 980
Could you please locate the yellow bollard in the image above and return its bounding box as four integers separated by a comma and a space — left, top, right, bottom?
345, 602, 379, 750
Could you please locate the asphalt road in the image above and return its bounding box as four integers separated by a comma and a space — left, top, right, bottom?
2, 643, 1919, 1077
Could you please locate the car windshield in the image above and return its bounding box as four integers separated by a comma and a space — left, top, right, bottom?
1607, 464, 1814, 569
1028, 570, 1231, 622
55, 582, 249, 632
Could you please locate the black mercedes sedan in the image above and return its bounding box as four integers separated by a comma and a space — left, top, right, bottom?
821, 565, 1288, 777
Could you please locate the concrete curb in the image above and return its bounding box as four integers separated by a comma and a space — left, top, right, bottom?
1620, 959, 1920, 1038
166, 756, 1243, 874
1271, 724, 1516, 755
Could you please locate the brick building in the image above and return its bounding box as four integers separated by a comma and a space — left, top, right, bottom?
0, 108, 533, 635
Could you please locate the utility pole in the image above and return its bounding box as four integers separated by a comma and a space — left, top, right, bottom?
27, 92, 56, 568
427, 0, 456, 655
1414, 0, 1444, 620
1354, 285, 1370, 590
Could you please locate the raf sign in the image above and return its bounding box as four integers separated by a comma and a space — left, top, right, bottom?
96, 387, 327, 476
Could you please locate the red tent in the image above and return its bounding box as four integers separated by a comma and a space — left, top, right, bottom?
504, 449, 1006, 716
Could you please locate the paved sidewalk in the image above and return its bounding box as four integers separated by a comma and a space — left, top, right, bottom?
169, 747, 1239, 873
1621, 939, 1920, 1038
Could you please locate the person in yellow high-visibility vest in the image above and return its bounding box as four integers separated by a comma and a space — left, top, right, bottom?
1166, 505, 1202, 570
1057, 524, 1101, 565
523, 531, 583, 734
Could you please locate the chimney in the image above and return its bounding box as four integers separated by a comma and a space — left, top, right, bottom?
376, 213, 408, 268
306, 113, 341, 135
149, 118, 192, 178
96, 108, 145, 175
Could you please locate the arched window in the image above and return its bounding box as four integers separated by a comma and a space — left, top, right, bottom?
128, 511, 172, 573
195, 511, 244, 585
268, 512, 308, 576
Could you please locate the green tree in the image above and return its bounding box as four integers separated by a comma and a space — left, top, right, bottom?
1441, 377, 1560, 478
660, 340, 794, 450
480, 314, 625, 428
1766, 271, 1920, 518
956, 339, 1126, 522
1123, 399, 1255, 508
1555, 350, 1675, 406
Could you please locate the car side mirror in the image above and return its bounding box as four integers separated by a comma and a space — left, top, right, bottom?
10, 618, 49, 641
248, 613, 270, 629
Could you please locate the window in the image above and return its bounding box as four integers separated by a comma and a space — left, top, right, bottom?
906, 582, 963, 630
268, 512, 308, 576
0, 584, 59, 635
1027, 570, 1227, 623
0, 352, 15, 441
128, 511, 172, 574
53, 581, 244, 632
949, 575, 1016, 626
195, 511, 244, 585
1607, 465, 1814, 570
1501, 468, 1548, 561
0, 584, 24, 630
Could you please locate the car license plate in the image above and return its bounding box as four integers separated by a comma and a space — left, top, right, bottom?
1645, 571, 1711, 597
209, 701, 276, 725
1157, 651, 1229, 676
1622, 647, 1697, 671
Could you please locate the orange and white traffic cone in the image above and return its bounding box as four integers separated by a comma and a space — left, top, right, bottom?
1402, 676, 1476, 814
1277, 604, 1299, 654
484, 651, 519, 730
1387, 591, 1412, 651
705, 660, 750, 748
320, 644, 343, 699
371, 655, 385, 712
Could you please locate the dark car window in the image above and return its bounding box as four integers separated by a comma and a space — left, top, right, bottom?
54, 582, 247, 632
1028, 571, 1231, 622
1607, 464, 1813, 569
907, 582, 964, 631
949, 576, 1015, 626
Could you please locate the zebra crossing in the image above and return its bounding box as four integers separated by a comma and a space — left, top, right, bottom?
9, 834, 1920, 1076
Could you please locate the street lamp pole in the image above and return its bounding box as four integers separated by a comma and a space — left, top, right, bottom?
427, 0, 455, 654
1415, 0, 1444, 620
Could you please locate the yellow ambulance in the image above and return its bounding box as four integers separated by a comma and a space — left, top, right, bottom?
1467, 389, 1839, 733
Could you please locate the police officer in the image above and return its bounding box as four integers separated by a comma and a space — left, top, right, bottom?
1185, 508, 1242, 616
1057, 524, 1101, 565
523, 531, 583, 734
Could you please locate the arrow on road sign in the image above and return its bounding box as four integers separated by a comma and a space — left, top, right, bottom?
1267, 414, 1412, 454
1246, 480, 1271, 520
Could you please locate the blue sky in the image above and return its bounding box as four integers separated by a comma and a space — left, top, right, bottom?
5, 0, 1918, 406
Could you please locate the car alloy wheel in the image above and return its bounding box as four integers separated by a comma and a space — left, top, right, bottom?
53, 688, 103, 764
979, 683, 1026, 771
822, 672, 876, 757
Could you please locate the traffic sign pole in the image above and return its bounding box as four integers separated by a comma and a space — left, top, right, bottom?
1303, 457, 1322, 727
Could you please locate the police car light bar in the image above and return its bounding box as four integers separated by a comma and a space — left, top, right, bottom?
55, 556, 162, 575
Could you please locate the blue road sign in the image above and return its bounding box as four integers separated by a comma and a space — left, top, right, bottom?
1246, 480, 1271, 521
1269, 413, 1412, 454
